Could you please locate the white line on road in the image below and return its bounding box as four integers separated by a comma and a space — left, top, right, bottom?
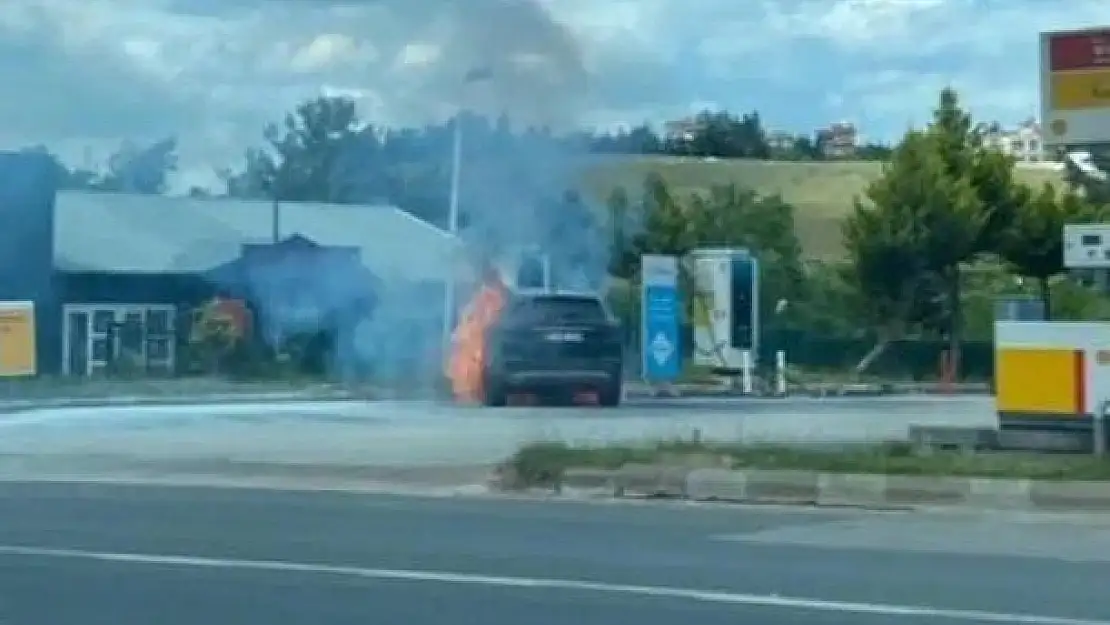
0, 544, 1104, 625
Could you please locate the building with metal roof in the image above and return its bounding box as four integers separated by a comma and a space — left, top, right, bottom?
0, 151, 461, 378
52, 191, 458, 282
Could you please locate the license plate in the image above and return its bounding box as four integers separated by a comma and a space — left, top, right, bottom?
545, 331, 584, 342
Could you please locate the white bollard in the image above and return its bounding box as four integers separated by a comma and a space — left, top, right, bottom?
741, 350, 754, 395
775, 350, 787, 396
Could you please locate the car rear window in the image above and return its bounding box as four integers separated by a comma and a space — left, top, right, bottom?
505, 296, 607, 325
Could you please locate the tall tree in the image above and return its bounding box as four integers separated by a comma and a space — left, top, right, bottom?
606, 186, 636, 278
99, 137, 179, 194
1000, 184, 1102, 317
217, 148, 275, 200
627, 172, 698, 263
684, 110, 770, 159
225, 96, 363, 204
923, 88, 1022, 371
843, 130, 982, 372
268, 95, 363, 203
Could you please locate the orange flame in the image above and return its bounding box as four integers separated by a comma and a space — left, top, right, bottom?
446, 277, 506, 402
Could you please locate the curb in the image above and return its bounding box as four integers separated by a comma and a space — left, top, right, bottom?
0, 455, 499, 488
556, 465, 1110, 512
623, 383, 991, 399
0, 392, 375, 413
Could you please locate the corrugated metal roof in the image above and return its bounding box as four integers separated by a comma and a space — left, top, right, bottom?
53, 191, 460, 283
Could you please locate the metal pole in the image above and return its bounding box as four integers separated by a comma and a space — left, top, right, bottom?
775, 350, 787, 396
448, 115, 462, 234
541, 253, 552, 292
441, 115, 464, 353
271, 196, 280, 243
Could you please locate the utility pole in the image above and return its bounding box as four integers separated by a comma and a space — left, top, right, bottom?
441, 66, 494, 352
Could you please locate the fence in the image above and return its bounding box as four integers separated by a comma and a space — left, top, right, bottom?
620, 320, 994, 381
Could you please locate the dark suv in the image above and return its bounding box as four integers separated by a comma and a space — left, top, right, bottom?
481, 290, 624, 406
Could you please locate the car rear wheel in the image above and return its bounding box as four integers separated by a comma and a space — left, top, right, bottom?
481, 369, 508, 407
598, 377, 623, 407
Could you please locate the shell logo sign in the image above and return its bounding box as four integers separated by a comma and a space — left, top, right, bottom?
1042, 28, 1110, 146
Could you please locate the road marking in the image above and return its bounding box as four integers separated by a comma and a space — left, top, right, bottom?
0, 545, 1106, 624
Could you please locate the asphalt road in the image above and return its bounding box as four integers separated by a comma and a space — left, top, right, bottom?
0, 396, 996, 469
1, 482, 1108, 625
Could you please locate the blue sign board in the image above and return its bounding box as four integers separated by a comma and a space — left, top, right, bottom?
641, 255, 680, 382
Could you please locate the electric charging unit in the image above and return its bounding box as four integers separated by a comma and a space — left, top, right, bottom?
690, 248, 759, 371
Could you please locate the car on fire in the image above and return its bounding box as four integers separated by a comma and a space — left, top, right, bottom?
447, 285, 624, 407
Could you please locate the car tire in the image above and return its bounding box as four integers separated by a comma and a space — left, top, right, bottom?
481, 369, 508, 407
598, 377, 623, 407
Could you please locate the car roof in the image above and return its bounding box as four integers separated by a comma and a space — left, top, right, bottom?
509, 288, 603, 301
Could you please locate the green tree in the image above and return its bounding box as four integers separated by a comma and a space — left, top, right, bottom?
1000, 184, 1101, 317
843, 130, 982, 372
626, 172, 700, 263
34, 138, 178, 194
683, 110, 770, 159
794, 260, 860, 335
218, 148, 274, 200
605, 186, 635, 278
98, 137, 179, 195
224, 96, 362, 203
921, 88, 1025, 369
1063, 149, 1110, 208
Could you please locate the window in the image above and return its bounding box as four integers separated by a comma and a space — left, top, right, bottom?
92, 310, 114, 333
64, 304, 176, 377
91, 337, 109, 361
506, 296, 607, 325
146, 308, 171, 335
1082, 234, 1102, 246
146, 337, 171, 361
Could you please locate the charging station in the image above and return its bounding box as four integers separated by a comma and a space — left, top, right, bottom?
690, 248, 759, 371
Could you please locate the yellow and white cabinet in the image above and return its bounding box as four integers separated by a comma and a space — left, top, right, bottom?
994, 321, 1110, 428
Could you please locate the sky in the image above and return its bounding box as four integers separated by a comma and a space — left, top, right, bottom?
1, 0, 1108, 190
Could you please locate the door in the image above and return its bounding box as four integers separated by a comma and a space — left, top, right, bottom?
116, 310, 145, 372
65, 310, 89, 376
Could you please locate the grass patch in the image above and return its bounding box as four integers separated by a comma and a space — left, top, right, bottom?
507, 439, 1110, 488
577, 157, 1064, 260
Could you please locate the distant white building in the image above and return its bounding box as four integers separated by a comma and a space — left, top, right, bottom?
815, 121, 858, 158
662, 118, 703, 143
767, 131, 796, 151
982, 118, 1045, 163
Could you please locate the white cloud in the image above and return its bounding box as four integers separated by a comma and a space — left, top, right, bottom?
289, 34, 376, 73
0, 0, 1107, 189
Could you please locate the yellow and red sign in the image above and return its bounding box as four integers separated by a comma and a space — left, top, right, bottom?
1048, 32, 1110, 71
1050, 70, 1110, 111
0, 301, 35, 377
1042, 28, 1110, 145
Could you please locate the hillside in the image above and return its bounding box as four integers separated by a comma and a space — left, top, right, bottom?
577, 157, 1065, 260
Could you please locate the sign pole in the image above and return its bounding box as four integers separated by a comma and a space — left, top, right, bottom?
641, 255, 680, 396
